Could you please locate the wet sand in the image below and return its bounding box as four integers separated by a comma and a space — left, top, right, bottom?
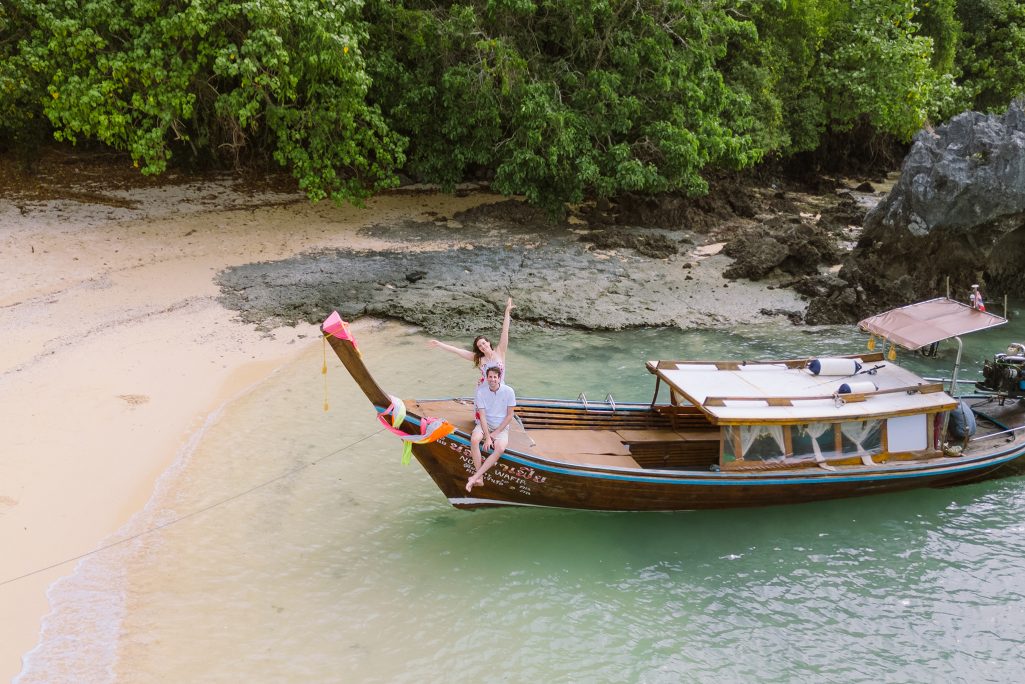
0, 165, 805, 680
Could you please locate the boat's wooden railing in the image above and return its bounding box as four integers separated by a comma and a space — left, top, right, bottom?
516, 404, 668, 430
653, 404, 719, 431
702, 381, 946, 407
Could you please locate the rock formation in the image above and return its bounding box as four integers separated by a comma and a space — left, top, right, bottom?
807, 101, 1025, 324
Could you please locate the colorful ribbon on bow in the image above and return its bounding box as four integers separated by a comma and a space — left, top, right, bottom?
378, 395, 455, 464
322, 311, 360, 355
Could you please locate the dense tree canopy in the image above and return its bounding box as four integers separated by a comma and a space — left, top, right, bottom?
1, 0, 1022, 210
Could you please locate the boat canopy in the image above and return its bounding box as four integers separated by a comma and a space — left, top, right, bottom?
649, 358, 956, 424
858, 297, 1006, 350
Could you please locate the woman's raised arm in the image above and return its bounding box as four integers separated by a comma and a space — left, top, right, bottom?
496, 297, 514, 358
427, 339, 475, 362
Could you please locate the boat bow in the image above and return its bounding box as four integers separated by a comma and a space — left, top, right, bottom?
322, 311, 390, 409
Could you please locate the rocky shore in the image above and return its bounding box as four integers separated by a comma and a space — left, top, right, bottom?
10, 104, 1025, 342
2, 147, 891, 341
216, 176, 885, 337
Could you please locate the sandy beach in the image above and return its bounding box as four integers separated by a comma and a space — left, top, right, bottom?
0, 165, 500, 681
0, 155, 813, 680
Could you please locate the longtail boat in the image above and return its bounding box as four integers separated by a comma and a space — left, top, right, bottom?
323, 298, 1025, 510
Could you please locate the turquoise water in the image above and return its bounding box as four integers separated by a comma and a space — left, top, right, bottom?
17, 316, 1025, 682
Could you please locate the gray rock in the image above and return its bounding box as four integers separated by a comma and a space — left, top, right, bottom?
822, 101, 1025, 322
866, 102, 1025, 236
214, 213, 806, 337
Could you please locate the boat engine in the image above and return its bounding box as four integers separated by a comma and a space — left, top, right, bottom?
976, 343, 1025, 398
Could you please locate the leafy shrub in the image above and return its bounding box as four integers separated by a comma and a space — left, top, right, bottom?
5, 0, 404, 203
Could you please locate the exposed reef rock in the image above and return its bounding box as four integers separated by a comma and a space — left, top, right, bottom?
579, 228, 683, 258
215, 169, 881, 335
722, 216, 842, 280
215, 235, 804, 337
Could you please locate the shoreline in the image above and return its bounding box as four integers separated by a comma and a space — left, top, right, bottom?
16, 341, 329, 682
0, 160, 824, 681
0, 174, 502, 681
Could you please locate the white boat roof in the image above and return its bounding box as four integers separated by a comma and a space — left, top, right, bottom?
858, 297, 1006, 350
649, 356, 957, 424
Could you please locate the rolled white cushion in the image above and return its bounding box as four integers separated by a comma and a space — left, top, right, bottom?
808, 358, 862, 376
837, 380, 877, 394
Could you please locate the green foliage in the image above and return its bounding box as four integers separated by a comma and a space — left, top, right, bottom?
956, 0, 1025, 111
0, 1, 50, 147
4, 0, 404, 203
1, 0, 1019, 210
740, 0, 835, 154
747, 0, 964, 152
917, 0, 960, 73
819, 0, 939, 138
363, 2, 509, 189
366, 0, 765, 212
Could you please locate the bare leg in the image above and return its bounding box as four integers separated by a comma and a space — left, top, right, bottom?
469, 426, 484, 471
468, 434, 508, 490
467, 426, 485, 492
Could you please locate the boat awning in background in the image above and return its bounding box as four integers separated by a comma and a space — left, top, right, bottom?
858, 297, 1006, 350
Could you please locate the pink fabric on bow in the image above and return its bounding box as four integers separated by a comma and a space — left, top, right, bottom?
322, 311, 360, 353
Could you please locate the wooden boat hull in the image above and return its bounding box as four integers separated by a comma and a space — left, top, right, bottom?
408, 418, 1025, 511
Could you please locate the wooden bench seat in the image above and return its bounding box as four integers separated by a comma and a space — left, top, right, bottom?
528, 429, 632, 456
615, 428, 720, 470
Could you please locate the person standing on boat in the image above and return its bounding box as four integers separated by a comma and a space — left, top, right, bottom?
428, 297, 514, 383
970, 284, 986, 312
467, 366, 516, 491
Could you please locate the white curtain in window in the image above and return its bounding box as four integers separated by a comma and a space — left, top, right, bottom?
840, 421, 879, 466
766, 425, 786, 455
741, 425, 786, 460
804, 422, 836, 471
740, 425, 759, 455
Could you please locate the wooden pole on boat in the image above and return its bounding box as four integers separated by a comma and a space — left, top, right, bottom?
945, 276, 950, 299
1005, 294, 1009, 320
939, 335, 964, 448
322, 316, 391, 409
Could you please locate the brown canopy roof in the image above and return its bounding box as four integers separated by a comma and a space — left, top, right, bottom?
858, 297, 1006, 350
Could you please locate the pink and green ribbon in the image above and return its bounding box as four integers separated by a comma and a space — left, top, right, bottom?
378, 396, 455, 464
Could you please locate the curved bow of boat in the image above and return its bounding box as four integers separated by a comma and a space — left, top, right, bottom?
321, 311, 390, 409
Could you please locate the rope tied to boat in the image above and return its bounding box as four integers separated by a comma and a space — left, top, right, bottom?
378, 395, 455, 465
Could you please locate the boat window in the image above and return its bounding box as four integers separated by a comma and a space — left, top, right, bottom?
722, 425, 786, 463
790, 422, 840, 463
840, 420, 883, 459
723, 419, 884, 466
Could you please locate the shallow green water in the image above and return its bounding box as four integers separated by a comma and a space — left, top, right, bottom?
18, 315, 1025, 683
